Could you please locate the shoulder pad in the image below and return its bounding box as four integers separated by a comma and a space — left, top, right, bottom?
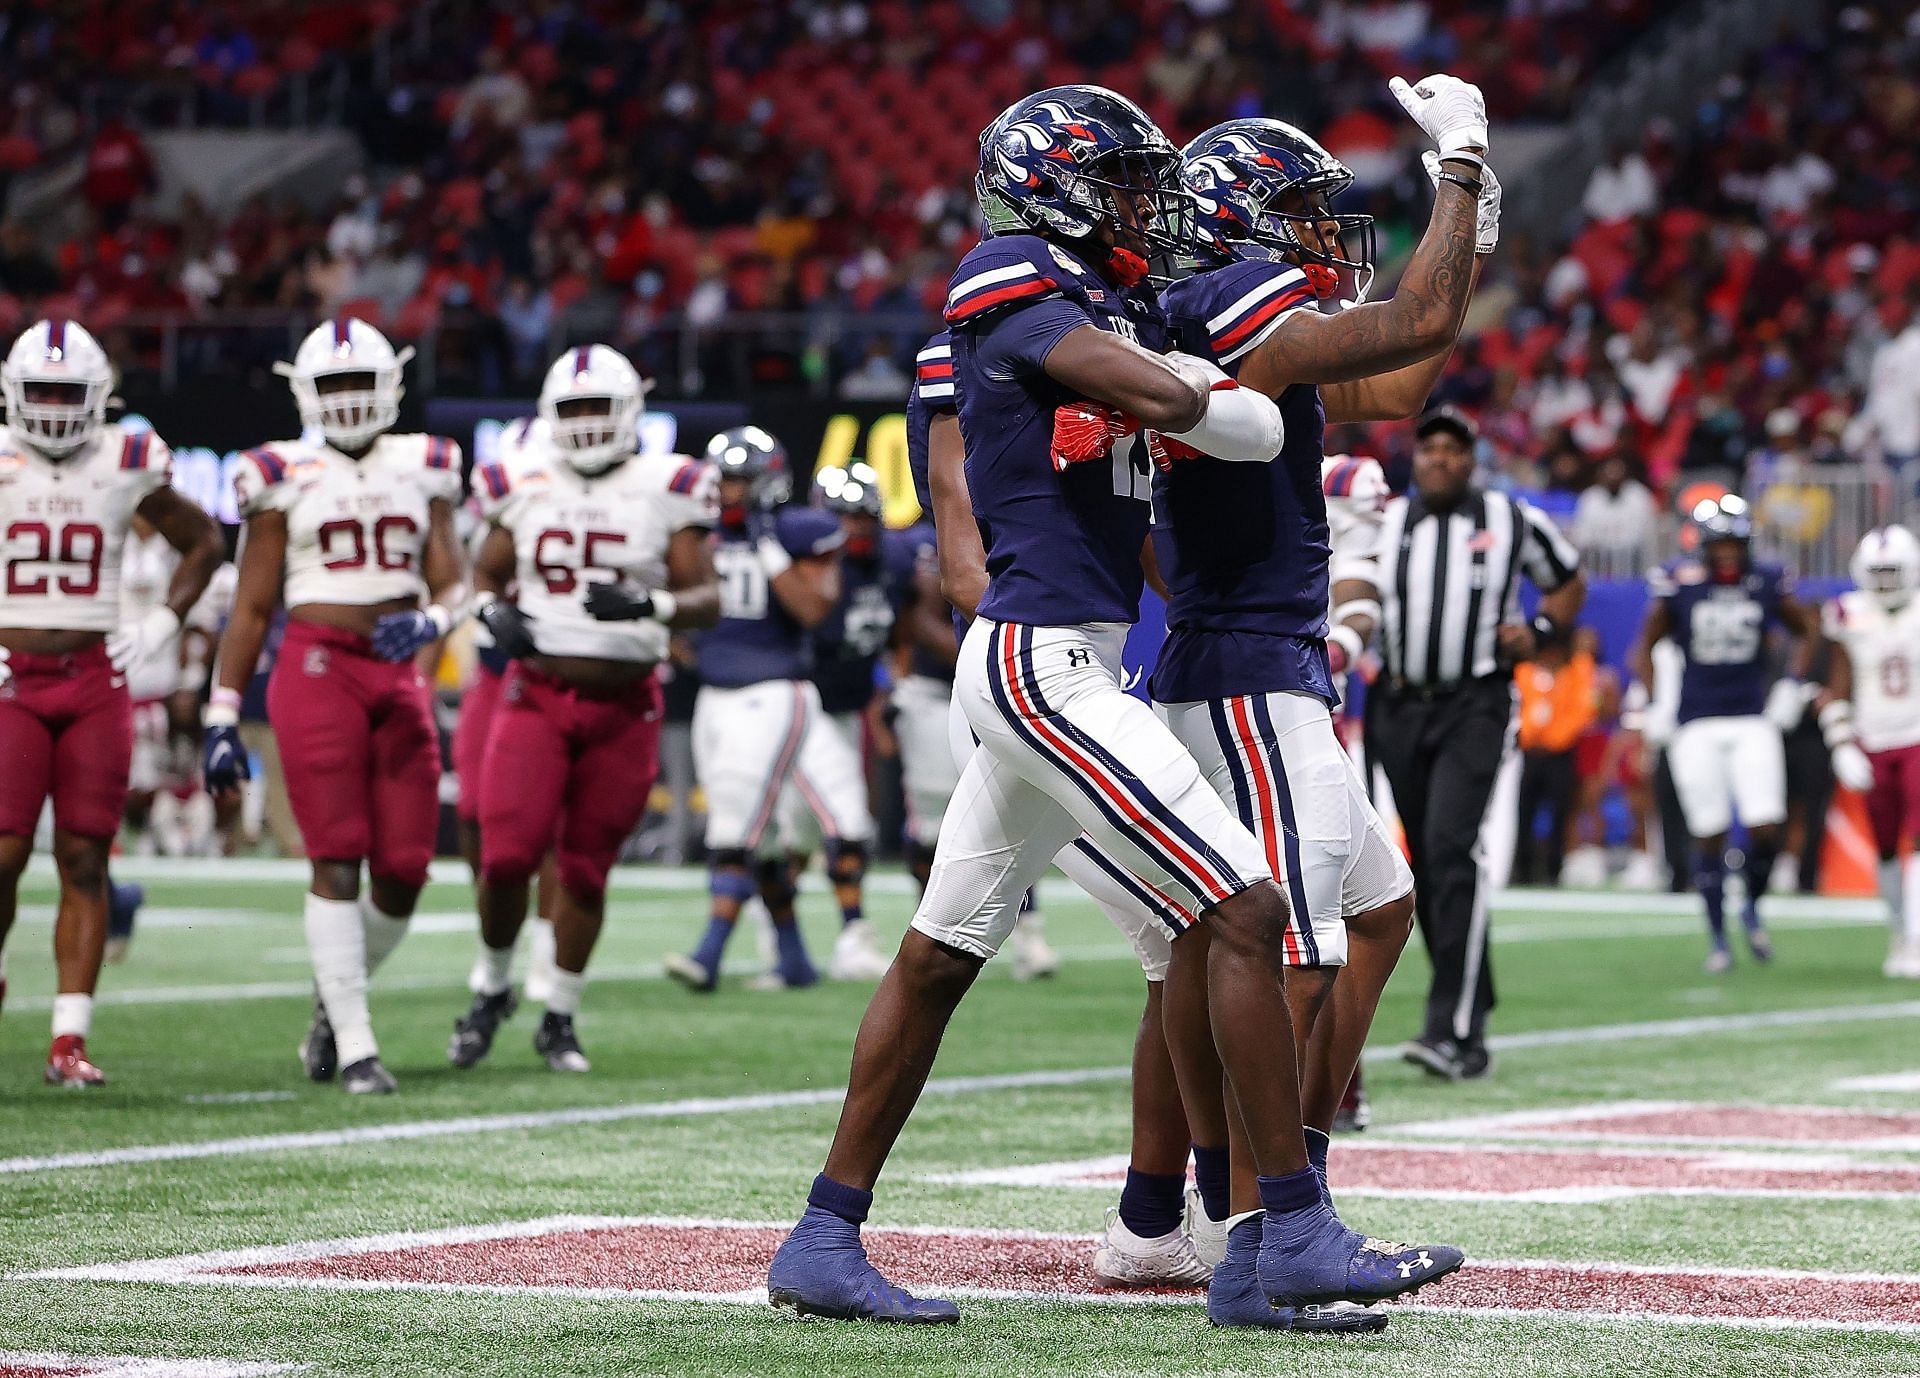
116, 428, 163, 472
243, 444, 291, 487
1322, 455, 1386, 505
1164, 261, 1315, 365
422, 435, 460, 471
944, 237, 1067, 327
474, 457, 515, 502
779, 505, 848, 557
666, 457, 716, 499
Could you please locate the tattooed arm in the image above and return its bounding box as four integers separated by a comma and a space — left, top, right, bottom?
1320, 255, 1485, 422
1237, 164, 1482, 397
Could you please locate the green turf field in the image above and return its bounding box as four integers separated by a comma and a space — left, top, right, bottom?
2, 858, 1918, 1376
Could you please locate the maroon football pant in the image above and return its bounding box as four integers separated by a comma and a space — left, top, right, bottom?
454, 661, 505, 824
267, 620, 440, 887
1867, 742, 1920, 857
0, 643, 131, 841
479, 663, 662, 904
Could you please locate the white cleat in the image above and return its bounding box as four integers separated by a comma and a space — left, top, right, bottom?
1884, 935, 1920, 980
1616, 851, 1661, 892
1186, 1187, 1228, 1271
1560, 846, 1608, 889
828, 919, 892, 981
1704, 946, 1733, 975
1090, 1207, 1211, 1289
1009, 916, 1060, 982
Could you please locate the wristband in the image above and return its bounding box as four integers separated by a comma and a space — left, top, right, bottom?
1818, 698, 1855, 749
1438, 151, 1486, 175
756, 535, 794, 579
649, 588, 678, 624
1327, 624, 1364, 671
424, 604, 453, 637
205, 685, 242, 728
1331, 598, 1382, 629
472, 591, 498, 616
1437, 171, 1483, 196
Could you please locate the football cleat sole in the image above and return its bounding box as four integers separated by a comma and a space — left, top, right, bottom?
664, 954, 718, 992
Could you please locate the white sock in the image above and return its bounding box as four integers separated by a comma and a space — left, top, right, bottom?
545, 967, 586, 1017
51, 993, 92, 1040
306, 893, 376, 1065
1905, 856, 1920, 942
360, 900, 410, 976
470, 943, 514, 996
529, 916, 557, 976
1880, 860, 1903, 929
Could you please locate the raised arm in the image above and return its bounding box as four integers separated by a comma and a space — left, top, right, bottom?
1239, 76, 1488, 396
1321, 257, 1486, 423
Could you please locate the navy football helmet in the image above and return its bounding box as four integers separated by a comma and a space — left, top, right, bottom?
812, 460, 883, 519
1178, 119, 1376, 304
1690, 493, 1754, 578
976, 85, 1184, 285
707, 425, 792, 510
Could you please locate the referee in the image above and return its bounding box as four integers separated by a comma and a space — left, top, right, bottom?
1366, 407, 1585, 1080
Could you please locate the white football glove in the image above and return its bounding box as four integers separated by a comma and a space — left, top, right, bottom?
1422, 150, 1501, 254
106, 606, 181, 674
1831, 741, 1875, 793
1389, 74, 1489, 157
1764, 678, 1812, 733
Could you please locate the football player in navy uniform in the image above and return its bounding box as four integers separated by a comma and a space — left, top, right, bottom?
774, 461, 890, 982
1116, 85, 1496, 1323
769, 85, 1455, 1327
1630, 495, 1818, 972
665, 427, 845, 992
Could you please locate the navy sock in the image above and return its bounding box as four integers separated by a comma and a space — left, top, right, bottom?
690, 917, 733, 973
1117, 1167, 1186, 1239
1257, 1168, 1321, 1215
1740, 844, 1776, 925
1694, 850, 1728, 945
773, 919, 813, 972
1191, 1143, 1230, 1222
1302, 1126, 1332, 1204
807, 1172, 871, 1224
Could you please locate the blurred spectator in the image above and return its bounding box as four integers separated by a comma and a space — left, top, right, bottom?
498, 276, 555, 382
1581, 142, 1658, 224
838, 338, 910, 401
82, 112, 154, 232
1513, 624, 1598, 887
1571, 449, 1656, 561
0, 219, 59, 297
1854, 295, 1920, 468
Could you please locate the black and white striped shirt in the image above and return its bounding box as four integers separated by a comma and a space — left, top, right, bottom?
1377, 488, 1580, 688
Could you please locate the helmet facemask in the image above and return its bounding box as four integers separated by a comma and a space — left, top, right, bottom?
296, 364, 402, 451
1239, 172, 1376, 307
544, 393, 638, 476
5, 375, 108, 457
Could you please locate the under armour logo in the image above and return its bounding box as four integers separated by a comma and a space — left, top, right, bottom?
1065, 648, 1092, 668
1397, 1251, 1434, 1278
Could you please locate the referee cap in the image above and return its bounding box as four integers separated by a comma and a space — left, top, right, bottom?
1415, 405, 1478, 449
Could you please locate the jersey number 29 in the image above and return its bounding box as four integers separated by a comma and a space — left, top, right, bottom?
4, 521, 104, 597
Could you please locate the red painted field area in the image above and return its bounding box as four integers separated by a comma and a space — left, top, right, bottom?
208, 1221, 1920, 1329
1521, 1105, 1920, 1146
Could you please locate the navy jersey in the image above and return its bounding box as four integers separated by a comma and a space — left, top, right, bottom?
812, 546, 898, 714
699, 506, 846, 689
945, 234, 1169, 627
907, 331, 954, 518
1149, 259, 1334, 705
1654, 557, 1791, 722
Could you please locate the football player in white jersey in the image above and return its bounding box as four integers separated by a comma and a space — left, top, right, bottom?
204, 317, 468, 1095
0, 319, 220, 1087
448, 345, 719, 1070
1820, 526, 1920, 977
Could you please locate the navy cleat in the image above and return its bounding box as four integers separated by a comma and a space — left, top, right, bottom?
103, 879, 144, 963
1259, 1202, 1463, 1308
1743, 908, 1774, 963
298, 996, 338, 1082
448, 988, 518, 1069
1210, 1219, 1387, 1333
767, 1206, 959, 1324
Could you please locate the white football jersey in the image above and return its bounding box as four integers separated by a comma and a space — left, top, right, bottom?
119, 527, 185, 700
234, 432, 462, 608
476, 444, 716, 663
1322, 455, 1389, 596
0, 422, 172, 633
1824, 591, 1920, 752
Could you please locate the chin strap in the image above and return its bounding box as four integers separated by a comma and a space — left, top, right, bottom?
1107, 246, 1150, 287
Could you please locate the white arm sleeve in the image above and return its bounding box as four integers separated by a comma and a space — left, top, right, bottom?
1161, 353, 1284, 463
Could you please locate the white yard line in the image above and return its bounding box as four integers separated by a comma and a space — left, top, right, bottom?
0, 1067, 1130, 1176
3, 1000, 1917, 1177
22, 1215, 1920, 1336
1833, 1071, 1920, 1093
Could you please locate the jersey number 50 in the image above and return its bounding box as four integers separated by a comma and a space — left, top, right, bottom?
5, 521, 104, 597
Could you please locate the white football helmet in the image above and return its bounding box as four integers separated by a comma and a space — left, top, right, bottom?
537, 344, 643, 475
2, 319, 112, 457
1851, 525, 1920, 610
276, 317, 412, 451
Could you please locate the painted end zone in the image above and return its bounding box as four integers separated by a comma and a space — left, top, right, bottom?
26, 1217, 1920, 1335
1392, 1100, 1920, 1151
